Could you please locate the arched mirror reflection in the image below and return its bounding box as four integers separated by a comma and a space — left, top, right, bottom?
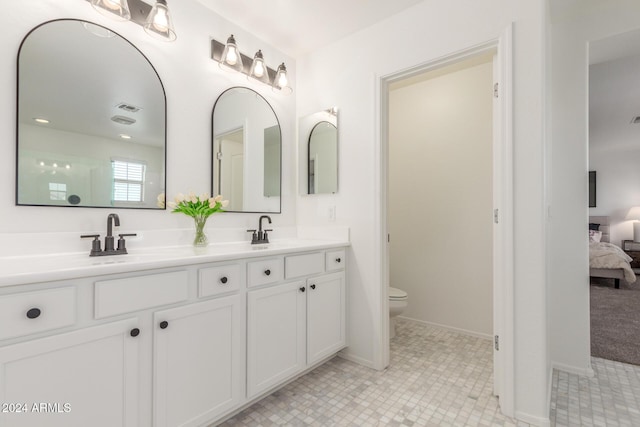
17, 19, 166, 208
212, 87, 281, 213
299, 107, 338, 195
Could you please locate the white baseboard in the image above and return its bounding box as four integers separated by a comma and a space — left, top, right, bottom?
551, 361, 595, 377
515, 411, 551, 427
337, 350, 379, 370
398, 316, 493, 341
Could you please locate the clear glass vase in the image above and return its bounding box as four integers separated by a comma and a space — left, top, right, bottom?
193, 216, 208, 247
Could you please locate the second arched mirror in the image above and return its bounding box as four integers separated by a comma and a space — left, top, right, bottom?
299, 107, 338, 195
212, 87, 281, 213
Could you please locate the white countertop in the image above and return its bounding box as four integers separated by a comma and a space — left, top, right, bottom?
0, 239, 350, 288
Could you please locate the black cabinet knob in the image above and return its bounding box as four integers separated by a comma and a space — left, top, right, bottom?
26, 308, 41, 319
130, 328, 140, 337
310, 284, 316, 290
220, 276, 228, 284
264, 269, 271, 276
300, 286, 306, 292
159, 321, 169, 329
336, 258, 341, 263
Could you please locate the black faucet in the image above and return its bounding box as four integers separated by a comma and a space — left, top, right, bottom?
247, 215, 272, 244
105, 213, 120, 251
81, 213, 137, 256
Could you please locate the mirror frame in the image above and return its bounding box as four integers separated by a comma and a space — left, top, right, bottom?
211, 86, 282, 213
15, 19, 167, 209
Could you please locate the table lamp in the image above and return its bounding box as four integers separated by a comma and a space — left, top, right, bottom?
626, 207, 640, 242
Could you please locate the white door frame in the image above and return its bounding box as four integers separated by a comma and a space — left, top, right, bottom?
374, 24, 514, 417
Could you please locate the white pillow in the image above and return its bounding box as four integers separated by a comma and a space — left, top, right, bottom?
589, 230, 602, 242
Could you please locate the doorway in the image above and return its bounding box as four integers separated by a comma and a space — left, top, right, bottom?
377, 32, 514, 417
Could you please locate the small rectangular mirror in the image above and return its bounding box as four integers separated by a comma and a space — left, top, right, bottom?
299, 107, 338, 195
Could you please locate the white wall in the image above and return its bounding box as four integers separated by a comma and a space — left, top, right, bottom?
549, 0, 640, 375
588, 55, 640, 245
389, 60, 493, 337
297, 1, 548, 424
0, 0, 296, 246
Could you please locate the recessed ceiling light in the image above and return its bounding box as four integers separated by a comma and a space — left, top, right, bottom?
33, 118, 50, 124
119, 134, 132, 140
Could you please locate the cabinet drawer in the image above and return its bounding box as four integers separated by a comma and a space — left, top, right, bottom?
247, 257, 284, 288
0, 287, 76, 340
199, 263, 242, 297
95, 270, 188, 319
285, 252, 324, 279
326, 249, 346, 272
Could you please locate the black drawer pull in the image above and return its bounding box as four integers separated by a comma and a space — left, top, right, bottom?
299, 286, 306, 292
220, 276, 228, 284
336, 257, 341, 263
130, 328, 140, 337
264, 269, 271, 276
26, 308, 41, 319
310, 284, 316, 290
159, 321, 169, 329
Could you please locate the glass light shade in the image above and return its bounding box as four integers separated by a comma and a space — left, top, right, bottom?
219, 35, 243, 72
272, 63, 292, 95
143, 0, 177, 42
91, 0, 131, 21
248, 50, 269, 83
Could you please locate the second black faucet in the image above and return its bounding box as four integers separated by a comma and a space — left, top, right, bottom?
247, 215, 272, 244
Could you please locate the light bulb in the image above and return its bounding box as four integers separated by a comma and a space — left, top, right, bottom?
277, 72, 288, 87
151, 7, 169, 32
253, 60, 264, 77
226, 48, 239, 66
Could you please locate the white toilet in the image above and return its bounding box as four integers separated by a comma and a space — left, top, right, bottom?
389, 286, 408, 339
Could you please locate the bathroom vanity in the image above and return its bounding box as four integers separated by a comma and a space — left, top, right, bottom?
0, 240, 347, 427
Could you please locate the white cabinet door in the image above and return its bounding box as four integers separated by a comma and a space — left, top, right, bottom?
307, 272, 346, 365
153, 294, 244, 427
0, 318, 140, 427
247, 281, 306, 398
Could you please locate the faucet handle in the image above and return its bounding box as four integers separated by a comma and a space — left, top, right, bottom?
81, 234, 102, 256
117, 233, 137, 252
246, 229, 258, 243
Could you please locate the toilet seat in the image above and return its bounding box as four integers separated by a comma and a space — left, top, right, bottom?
389, 286, 407, 301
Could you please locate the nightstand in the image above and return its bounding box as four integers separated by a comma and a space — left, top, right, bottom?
622, 240, 640, 270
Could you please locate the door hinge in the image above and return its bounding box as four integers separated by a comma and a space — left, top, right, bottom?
387, 234, 390, 243
216, 152, 223, 160
494, 82, 499, 98
494, 208, 499, 224
494, 335, 500, 351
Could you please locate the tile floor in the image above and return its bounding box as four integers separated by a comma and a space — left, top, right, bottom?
219, 319, 640, 426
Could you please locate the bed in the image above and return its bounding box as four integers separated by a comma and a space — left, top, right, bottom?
589, 216, 636, 288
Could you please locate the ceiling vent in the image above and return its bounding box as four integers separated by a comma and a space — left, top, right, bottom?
111, 115, 136, 125
116, 102, 141, 113
632, 116, 640, 124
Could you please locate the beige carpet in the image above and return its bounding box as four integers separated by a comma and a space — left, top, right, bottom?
590, 282, 640, 366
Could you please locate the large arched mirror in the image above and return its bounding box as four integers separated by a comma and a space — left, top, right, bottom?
298, 107, 338, 195
16, 19, 166, 209
212, 87, 281, 213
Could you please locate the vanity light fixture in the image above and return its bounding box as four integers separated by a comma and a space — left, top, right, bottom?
143, 0, 176, 42
211, 36, 293, 94
219, 35, 243, 72
90, 0, 131, 21
85, 0, 177, 42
